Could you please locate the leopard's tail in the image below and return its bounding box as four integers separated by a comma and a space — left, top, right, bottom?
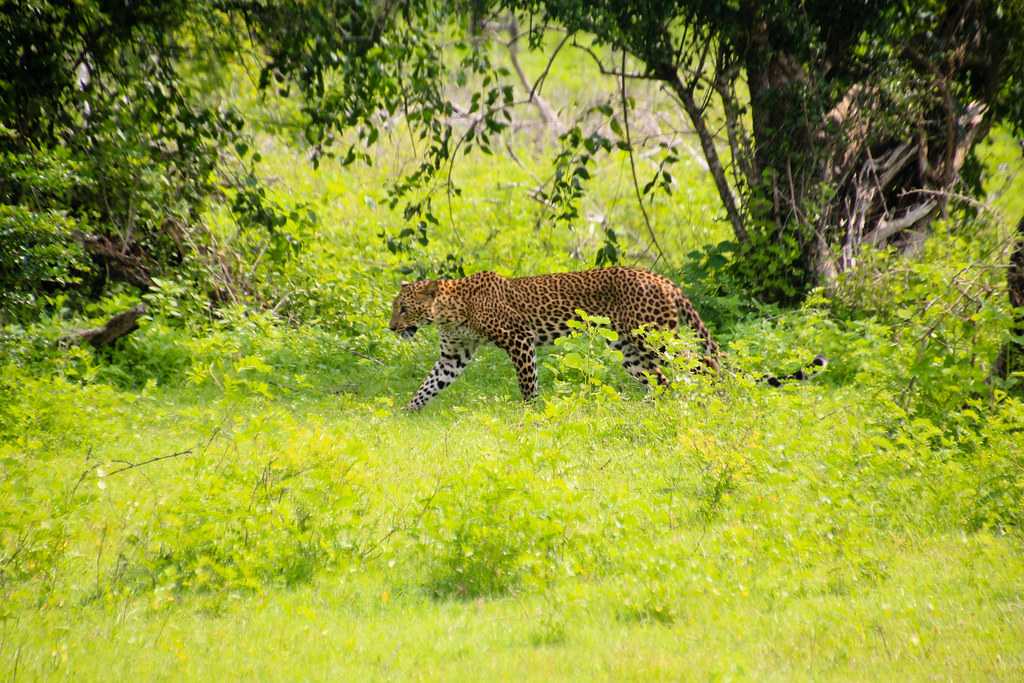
675, 293, 722, 371
759, 355, 829, 387
674, 290, 827, 381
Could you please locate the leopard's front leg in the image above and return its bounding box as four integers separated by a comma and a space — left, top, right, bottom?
405, 335, 479, 411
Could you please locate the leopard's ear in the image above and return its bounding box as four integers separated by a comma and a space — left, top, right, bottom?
400, 280, 410, 287
421, 280, 439, 297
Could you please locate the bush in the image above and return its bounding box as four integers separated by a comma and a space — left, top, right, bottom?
0, 203, 87, 322
966, 397, 1024, 534
94, 423, 370, 597
414, 447, 582, 599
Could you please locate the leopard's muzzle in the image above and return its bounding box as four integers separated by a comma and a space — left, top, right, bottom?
396, 325, 419, 340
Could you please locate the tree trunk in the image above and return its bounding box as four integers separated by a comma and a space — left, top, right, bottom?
991, 215, 1024, 383
656, 63, 748, 245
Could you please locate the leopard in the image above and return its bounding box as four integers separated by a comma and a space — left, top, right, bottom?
388, 266, 825, 410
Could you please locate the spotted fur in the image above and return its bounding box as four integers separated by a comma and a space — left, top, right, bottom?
388, 267, 725, 411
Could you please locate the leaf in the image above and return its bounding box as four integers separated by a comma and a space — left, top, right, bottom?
561, 352, 585, 370
236, 355, 273, 374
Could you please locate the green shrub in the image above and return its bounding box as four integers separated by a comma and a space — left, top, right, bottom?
966, 397, 1024, 534
414, 447, 582, 599
95, 424, 370, 597
545, 311, 625, 400
0, 203, 87, 322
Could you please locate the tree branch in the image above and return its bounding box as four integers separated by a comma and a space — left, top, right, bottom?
70, 427, 223, 498
619, 50, 666, 264
713, 59, 756, 189
863, 200, 938, 245
656, 63, 748, 243
506, 17, 565, 135
571, 40, 657, 80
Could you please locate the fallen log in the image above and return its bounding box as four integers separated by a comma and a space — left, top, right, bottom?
65, 304, 147, 349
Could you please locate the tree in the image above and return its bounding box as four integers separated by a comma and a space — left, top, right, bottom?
1, 1, 482, 319
501, 1, 1024, 300
4, 1, 1022, 318
242, 0, 1024, 301
0, 1, 297, 318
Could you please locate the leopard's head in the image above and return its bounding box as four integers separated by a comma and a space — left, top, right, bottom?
389, 280, 439, 339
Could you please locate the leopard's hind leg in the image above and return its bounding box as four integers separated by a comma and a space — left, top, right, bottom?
612, 334, 668, 387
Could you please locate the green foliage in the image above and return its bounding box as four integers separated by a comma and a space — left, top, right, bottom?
730, 226, 812, 304
831, 219, 1014, 408
540, 120, 617, 224
545, 311, 623, 399
0, 203, 87, 320
107, 426, 368, 597
413, 426, 582, 598
964, 397, 1024, 533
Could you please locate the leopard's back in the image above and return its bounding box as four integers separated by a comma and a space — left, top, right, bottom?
500, 267, 682, 337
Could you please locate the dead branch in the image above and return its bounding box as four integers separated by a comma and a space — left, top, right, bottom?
863, 200, 938, 246
69, 427, 222, 498
106, 447, 195, 477
506, 16, 565, 135
874, 143, 917, 190
75, 233, 155, 290
64, 304, 147, 349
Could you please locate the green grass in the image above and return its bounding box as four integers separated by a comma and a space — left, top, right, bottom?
3, 360, 1023, 680
8, 534, 1022, 680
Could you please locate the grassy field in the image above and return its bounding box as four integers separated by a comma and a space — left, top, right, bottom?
3, 362, 1023, 680
3, 46, 1024, 681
